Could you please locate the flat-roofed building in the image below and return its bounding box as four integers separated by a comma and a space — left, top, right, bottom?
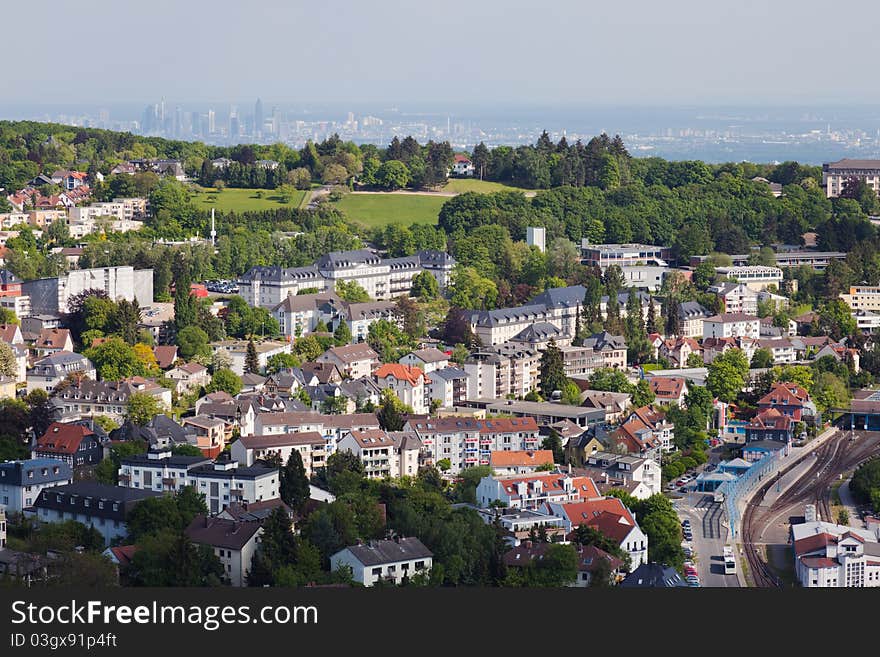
822, 158, 880, 198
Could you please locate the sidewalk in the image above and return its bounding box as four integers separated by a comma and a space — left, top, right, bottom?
837, 480, 866, 529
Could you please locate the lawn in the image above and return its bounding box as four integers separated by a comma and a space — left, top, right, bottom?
439, 178, 535, 195
190, 186, 308, 213
334, 193, 447, 227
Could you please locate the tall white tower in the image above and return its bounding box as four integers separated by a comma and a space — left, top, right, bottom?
210, 208, 216, 247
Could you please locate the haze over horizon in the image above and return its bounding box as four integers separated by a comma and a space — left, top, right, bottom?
6, 0, 880, 107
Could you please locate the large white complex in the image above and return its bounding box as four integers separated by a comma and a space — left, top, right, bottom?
21, 266, 154, 315
822, 158, 880, 198
715, 266, 783, 292
237, 249, 455, 307
792, 520, 880, 588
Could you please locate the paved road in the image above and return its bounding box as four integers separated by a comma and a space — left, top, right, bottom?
674, 493, 740, 588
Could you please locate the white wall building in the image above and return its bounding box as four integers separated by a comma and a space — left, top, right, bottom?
330, 538, 433, 586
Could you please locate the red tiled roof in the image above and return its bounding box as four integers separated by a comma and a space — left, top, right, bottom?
490, 450, 553, 468
758, 382, 811, 407
153, 345, 178, 369
799, 556, 837, 569
498, 474, 599, 500
36, 328, 70, 350
648, 377, 686, 399
35, 422, 95, 455
375, 363, 425, 385
747, 407, 793, 431
793, 532, 835, 557
108, 545, 138, 566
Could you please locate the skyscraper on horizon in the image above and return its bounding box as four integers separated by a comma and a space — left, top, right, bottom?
254, 98, 263, 139
208, 108, 216, 134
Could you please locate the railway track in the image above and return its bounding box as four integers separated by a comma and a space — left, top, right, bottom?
740, 430, 880, 588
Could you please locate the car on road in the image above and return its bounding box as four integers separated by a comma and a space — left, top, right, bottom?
681, 519, 691, 527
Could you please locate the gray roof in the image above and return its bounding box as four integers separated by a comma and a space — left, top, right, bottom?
678, 301, 712, 320
339, 537, 432, 566
429, 366, 468, 382
582, 331, 626, 351
0, 459, 72, 487
530, 285, 588, 309
620, 563, 688, 588
471, 303, 549, 328
185, 515, 262, 550
511, 322, 562, 343
317, 249, 381, 269
32, 482, 161, 521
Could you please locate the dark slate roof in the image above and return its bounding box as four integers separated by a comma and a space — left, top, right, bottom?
619, 563, 688, 587
185, 515, 262, 550
678, 301, 712, 320
0, 459, 72, 487
119, 453, 211, 468
187, 463, 277, 480
471, 303, 549, 327
511, 322, 562, 343
531, 285, 588, 309
340, 537, 433, 566
417, 250, 455, 267
238, 265, 320, 283
316, 249, 381, 269
600, 291, 652, 307
429, 366, 468, 382
32, 482, 161, 520
582, 331, 626, 351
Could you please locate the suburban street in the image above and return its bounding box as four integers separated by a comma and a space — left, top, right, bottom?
674, 492, 740, 587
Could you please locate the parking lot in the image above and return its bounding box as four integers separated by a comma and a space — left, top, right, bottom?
204, 279, 239, 295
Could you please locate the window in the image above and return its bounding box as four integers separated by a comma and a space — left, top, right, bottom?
372, 567, 382, 576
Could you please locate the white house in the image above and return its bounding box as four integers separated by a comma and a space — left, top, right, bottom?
317, 343, 379, 379
330, 537, 433, 586
399, 348, 449, 374
165, 362, 211, 395
792, 520, 880, 588
0, 459, 73, 513
702, 313, 762, 340
337, 429, 420, 480
374, 363, 429, 414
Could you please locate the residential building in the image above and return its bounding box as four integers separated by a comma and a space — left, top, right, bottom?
271, 292, 339, 339
118, 451, 211, 492
185, 515, 263, 587
658, 337, 701, 368
374, 364, 429, 414
503, 541, 622, 587
180, 416, 226, 458
648, 376, 688, 406
573, 451, 662, 499
33, 422, 104, 469
476, 471, 599, 510
337, 429, 420, 479
822, 158, 880, 198
464, 345, 540, 400
757, 382, 818, 424
237, 249, 455, 307
330, 537, 433, 587
677, 301, 713, 338
710, 282, 759, 315
715, 266, 783, 292
21, 266, 153, 316
211, 339, 291, 376
231, 432, 327, 477
547, 496, 649, 567
0, 459, 73, 512
52, 378, 171, 423
317, 343, 379, 379
612, 406, 674, 457
792, 520, 880, 587
559, 345, 606, 379
451, 154, 475, 176
406, 416, 541, 473
399, 348, 449, 373
581, 331, 627, 369
31, 482, 161, 545
26, 351, 95, 393
580, 242, 672, 269
841, 285, 880, 313
578, 390, 631, 424
427, 366, 468, 409
252, 412, 380, 449
619, 265, 670, 292
165, 362, 211, 395
702, 313, 762, 340
526, 226, 546, 252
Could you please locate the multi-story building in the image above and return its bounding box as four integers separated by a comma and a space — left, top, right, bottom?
252, 411, 380, 453
118, 451, 280, 515
237, 249, 455, 307
476, 471, 600, 510
426, 366, 468, 409
337, 429, 421, 479
710, 282, 759, 315
399, 348, 449, 374
33, 422, 106, 469
822, 158, 880, 198
317, 343, 379, 379
547, 496, 649, 567
374, 364, 429, 414
581, 332, 627, 370
0, 459, 73, 512
677, 301, 713, 338
702, 313, 762, 340
26, 351, 96, 393
185, 515, 263, 587
841, 285, 880, 313
619, 265, 670, 292
405, 416, 540, 473
792, 520, 880, 587
51, 378, 171, 423
464, 345, 540, 400
488, 449, 554, 476
231, 432, 327, 477
559, 345, 606, 378
21, 266, 153, 316
715, 266, 783, 292
580, 242, 672, 269
271, 292, 339, 339
573, 451, 662, 499
31, 482, 161, 545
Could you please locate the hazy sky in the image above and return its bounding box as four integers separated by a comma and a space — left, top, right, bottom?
8, 0, 878, 106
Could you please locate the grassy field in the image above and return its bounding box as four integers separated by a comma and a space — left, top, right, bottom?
439, 178, 535, 194
335, 193, 447, 227
191, 186, 308, 212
